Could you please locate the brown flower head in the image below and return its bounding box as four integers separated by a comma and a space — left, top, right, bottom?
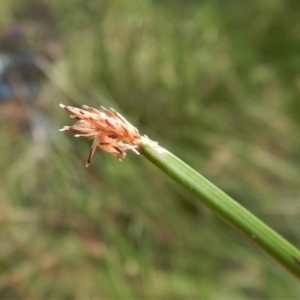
59, 104, 141, 166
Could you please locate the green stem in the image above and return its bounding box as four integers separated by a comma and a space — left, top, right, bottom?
139, 137, 300, 280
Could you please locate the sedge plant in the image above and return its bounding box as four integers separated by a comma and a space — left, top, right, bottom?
59, 104, 300, 280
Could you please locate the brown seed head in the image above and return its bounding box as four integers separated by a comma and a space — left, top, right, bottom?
59, 104, 141, 166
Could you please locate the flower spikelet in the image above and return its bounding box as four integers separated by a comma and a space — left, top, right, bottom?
59, 104, 141, 166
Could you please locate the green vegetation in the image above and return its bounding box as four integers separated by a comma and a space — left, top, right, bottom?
1, 0, 300, 298
140, 138, 300, 279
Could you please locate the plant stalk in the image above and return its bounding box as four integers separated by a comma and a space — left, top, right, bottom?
139, 137, 300, 280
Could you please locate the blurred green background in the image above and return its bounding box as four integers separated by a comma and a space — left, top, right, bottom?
1, 0, 300, 298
